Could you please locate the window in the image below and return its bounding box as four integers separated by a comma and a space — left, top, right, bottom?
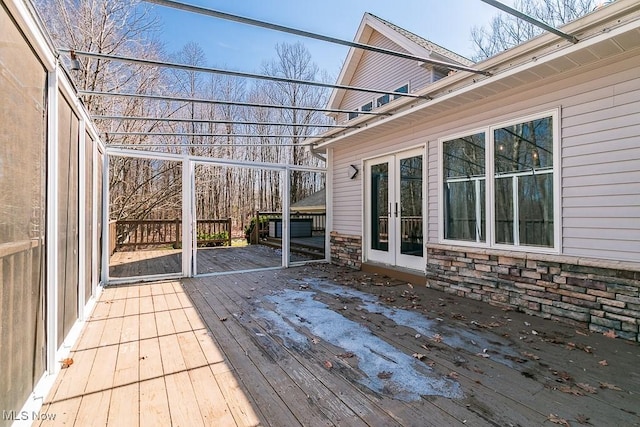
361, 101, 373, 112
443, 133, 486, 242
494, 116, 554, 247
348, 110, 359, 120
441, 112, 557, 250
377, 94, 390, 108
393, 84, 409, 100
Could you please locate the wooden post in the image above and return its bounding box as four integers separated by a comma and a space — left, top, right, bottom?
253, 210, 260, 244
227, 217, 232, 246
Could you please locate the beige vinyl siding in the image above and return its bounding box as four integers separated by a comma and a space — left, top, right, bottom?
331, 50, 640, 264
338, 31, 432, 123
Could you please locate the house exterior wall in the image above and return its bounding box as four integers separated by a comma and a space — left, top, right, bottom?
337, 31, 433, 123
330, 49, 640, 341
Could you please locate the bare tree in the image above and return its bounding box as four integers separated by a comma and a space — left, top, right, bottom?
471, 0, 597, 61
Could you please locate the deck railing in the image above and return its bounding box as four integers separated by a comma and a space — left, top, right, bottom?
112, 218, 232, 251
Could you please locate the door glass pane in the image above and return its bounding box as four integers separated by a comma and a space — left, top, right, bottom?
400, 155, 423, 257
370, 163, 389, 251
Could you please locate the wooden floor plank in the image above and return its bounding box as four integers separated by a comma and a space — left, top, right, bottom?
159, 333, 187, 375
124, 294, 140, 316
139, 377, 171, 427
121, 312, 140, 344
169, 308, 192, 334
85, 344, 118, 395
113, 340, 140, 388
138, 295, 154, 314
154, 309, 175, 337
139, 312, 158, 341
75, 318, 107, 351
47, 348, 97, 402
164, 371, 205, 427
189, 366, 238, 427
74, 390, 111, 427
38, 396, 82, 426
107, 383, 140, 427
139, 337, 164, 382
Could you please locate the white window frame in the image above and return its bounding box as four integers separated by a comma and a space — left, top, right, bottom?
439, 109, 561, 254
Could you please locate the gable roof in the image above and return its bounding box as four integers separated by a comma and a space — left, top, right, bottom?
327, 12, 473, 111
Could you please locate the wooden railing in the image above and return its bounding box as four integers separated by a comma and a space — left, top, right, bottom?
112, 218, 232, 251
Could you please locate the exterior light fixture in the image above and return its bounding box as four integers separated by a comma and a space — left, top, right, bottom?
348, 164, 359, 179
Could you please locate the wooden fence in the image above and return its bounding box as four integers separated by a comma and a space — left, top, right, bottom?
112, 218, 232, 251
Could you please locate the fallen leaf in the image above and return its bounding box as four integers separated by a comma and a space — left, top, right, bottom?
323, 360, 333, 369
522, 351, 540, 360
599, 382, 622, 391
412, 353, 425, 360
447, 371, 459, 379
407, 283, 414, 289
575, 414, 591, 425
548, 414, 570, 427
377, 371, 393, 379
576, 383, 597, 394
337, 352, 355, 359
427, 361, 436, 367
603, 330, 617, 339
311, 337, 320, 344
415, 334, 421, 339
598, 360, 608, 366
61, 358, 74, 369
575, 330, 588, 336
557, 385, 583, 396
431, 334, 443, 343
476, 352, 490, 358
219, 317, 227, 322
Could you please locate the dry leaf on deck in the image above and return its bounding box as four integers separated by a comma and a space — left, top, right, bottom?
377, 371, 393, 379
219, 317, 227, 322
598, 360, 608, 366
575, 414, 591, 425
603, 329, 617, 339
576, 383, 597, 394
548, 414, 570, 427
522, 351, 540, 360
557, 385, 583, 396
60, 358, 74, 369
412, 353, 425, 360
599, 382, 622, 391
431, 334, 443, 343
447, 371, 459, 379
337, 352, 355, 359
311, 337, 320, 344
323, 360, 333, 369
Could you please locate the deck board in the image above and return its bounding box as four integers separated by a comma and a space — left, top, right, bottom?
40, 263, 640, 426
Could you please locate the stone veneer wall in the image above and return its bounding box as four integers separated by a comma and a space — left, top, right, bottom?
330, 232, 362, 269
426, 244, 640, 342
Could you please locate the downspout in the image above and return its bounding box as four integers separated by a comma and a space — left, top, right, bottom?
308, 143, 326, 162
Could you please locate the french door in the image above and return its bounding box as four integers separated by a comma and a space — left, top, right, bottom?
366, 148, 425, 271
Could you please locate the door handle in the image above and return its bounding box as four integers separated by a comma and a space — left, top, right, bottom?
388, 203, 392, 217
395, 202, 398, 218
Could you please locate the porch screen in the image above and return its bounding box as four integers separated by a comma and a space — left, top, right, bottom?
0, 4, 47, 422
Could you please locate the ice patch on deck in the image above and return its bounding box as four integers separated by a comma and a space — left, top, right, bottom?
260, 289, 463, 401
298, 279, 520, 367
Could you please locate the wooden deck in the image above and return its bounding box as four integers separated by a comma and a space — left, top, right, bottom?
109, 244, 322, 278
40, 264, 639, 426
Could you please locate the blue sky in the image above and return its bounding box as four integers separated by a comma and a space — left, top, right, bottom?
149, 0, 514, 79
